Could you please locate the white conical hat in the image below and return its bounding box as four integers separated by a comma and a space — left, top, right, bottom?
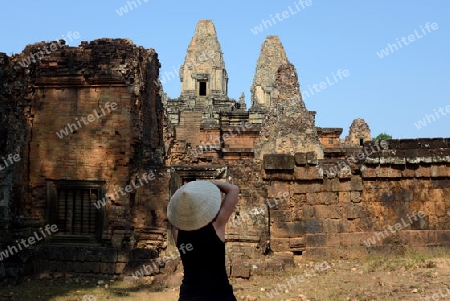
167, 181, 221, 231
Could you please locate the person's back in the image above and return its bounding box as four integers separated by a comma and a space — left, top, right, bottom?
177, 221, 234, 299
167, 181, 239, 301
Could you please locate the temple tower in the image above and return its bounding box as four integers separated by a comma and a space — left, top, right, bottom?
166, 20, 236, 125
250, 36, 290, 110
344, 118, 371, 146
164, 20, 241, 164
179, 20, 228, 103
254, 63, 324, 159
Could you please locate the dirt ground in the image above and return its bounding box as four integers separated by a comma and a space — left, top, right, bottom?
1, 249, 450, 301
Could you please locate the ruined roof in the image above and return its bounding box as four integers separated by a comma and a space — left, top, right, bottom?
316, 127, 344, 135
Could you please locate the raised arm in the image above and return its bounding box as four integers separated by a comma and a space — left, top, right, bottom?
211, 182, 239, 229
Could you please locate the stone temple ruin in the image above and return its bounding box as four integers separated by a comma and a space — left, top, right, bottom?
0, 19, 449, 280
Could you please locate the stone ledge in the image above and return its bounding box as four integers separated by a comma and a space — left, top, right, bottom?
364, 138, 450, 150
306, 247, 372, 259
221, 148, 254, 153
303, 231, 450, 251
361, 163, 450, 178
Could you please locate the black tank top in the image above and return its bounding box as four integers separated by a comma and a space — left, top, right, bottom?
176, 221, 236, 300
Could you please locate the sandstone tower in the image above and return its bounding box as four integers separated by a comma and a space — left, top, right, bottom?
165, 20, 251, 164
179, 20, 228, 100
165, 21, 237, 154
344, 118, 371, 146
254, 63, 324, 159
250, 36, 290, 110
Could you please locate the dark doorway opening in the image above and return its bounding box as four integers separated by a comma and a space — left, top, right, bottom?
199, 81, 207, 96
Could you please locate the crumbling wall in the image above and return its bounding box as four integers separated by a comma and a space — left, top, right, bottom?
132, 167, 171, 250
263, 139, 450, 260
0, 53, 32, 248
0, 38, 164, 278
225, 160, 268, 278
13, 38, 162, 231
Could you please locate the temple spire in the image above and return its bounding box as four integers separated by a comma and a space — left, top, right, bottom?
250, 36, 289, 110
180, 20, 228, 98
254, 63, 324, 159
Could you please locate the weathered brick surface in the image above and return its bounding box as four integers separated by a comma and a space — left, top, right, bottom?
271, 222, 305, 238
230, 259, 251, 278
0, 39, 166, 278
264, 154, 294, 170
0, 52, 30, 246
266, 140, 450, 259
289, 237, 305, 250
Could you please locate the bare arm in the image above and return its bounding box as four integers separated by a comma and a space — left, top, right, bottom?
211, 181, 239, 229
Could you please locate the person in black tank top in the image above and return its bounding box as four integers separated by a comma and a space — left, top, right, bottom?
167, 181, 239, 301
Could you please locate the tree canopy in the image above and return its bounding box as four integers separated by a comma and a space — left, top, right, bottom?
373, 132, 392, 141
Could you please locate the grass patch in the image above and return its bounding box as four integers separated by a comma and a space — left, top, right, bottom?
0, 276, 164, 301
364, 248, 443, 273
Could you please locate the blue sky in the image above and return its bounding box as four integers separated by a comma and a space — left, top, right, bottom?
1, 0, 449, 139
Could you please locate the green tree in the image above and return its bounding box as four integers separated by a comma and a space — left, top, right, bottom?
373, 132, 392, 141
